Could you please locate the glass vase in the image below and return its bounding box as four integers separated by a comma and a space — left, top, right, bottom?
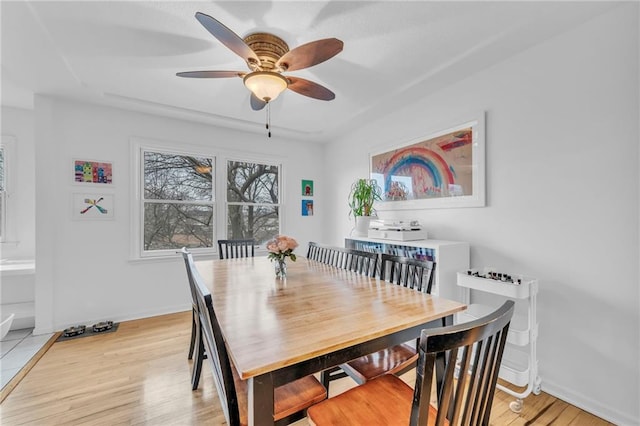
274, 259, 287, 279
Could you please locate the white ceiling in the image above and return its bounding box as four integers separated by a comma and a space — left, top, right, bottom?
1, 1, 618, 141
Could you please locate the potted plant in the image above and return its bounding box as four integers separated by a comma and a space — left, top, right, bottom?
348, 178, 382, 237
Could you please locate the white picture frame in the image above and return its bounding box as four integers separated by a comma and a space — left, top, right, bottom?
370, 112, 485, 210
72, 193, 114, 220
72, 159, 114, 186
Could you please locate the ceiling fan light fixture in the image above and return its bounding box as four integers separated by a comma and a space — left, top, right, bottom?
243, 71, 288, 102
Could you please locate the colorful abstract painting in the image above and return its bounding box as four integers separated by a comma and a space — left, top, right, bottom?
72, 193, 114, 220
301, 199, 314, 216
301, 180, 314, 196
371, 114, 486, 211
74, 160, 113, 184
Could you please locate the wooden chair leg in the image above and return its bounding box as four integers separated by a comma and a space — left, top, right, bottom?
320, 370, 331, 390
191, 323, 205, 390
320, 366, 348, 391
188, 307, 196, 360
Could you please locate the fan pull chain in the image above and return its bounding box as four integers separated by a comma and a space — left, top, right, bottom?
265, 102, 272, 138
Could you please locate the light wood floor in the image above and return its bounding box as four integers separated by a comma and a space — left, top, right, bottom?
0, 312, 612, 425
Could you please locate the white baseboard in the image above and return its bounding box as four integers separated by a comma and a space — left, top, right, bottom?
112, 304, 192, 324
47, 303, 191, 335
542, 379, 639, 426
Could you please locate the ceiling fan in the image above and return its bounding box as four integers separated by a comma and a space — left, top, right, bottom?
177, 12, 344, 112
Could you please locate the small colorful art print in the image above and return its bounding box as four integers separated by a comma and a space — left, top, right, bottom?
371, 113, 485, 210
301, 179, 314, 197
74, 160, 113, 184
301, 199, 314, 216
72, 193, 114, 220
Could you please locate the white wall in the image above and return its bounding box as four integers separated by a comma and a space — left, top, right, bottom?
1, 107, 36, 259
31, 97, 326, 334
325, 5, 639, 425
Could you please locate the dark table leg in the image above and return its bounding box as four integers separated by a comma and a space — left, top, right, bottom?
249, 374, 275, 426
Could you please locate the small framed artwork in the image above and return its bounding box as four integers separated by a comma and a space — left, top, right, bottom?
371, 112, 485, 210
301, 179, 314, 197
301, 199, 314, 216
73, 159, 113, 185
72, 193, 114, 220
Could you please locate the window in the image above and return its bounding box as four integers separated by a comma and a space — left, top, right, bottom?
133, 139, 283, 259
142, 149, 214, 255
226, 160, 280, 245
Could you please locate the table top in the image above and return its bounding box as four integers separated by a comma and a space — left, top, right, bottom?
194, 256, 466, 380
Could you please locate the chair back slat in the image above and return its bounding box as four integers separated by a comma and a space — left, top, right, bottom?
346, 249, 378, 277
380, 254, 436, 294
410, 300, 514, 426
184, 250, 241, 426
218, 239, 255, 260
180, 247, 200, 366
181, 248, 199, 307
307, 242, 378, 277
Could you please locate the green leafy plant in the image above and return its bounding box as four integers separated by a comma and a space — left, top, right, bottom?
348, 178, 382, 217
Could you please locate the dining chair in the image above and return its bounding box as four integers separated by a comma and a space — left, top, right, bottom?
307, 242, 378, 276
306, 241, 322, 261
307, 300, 515, 426
186, 249, 327, 426
344, 247, 378, 277
326, 254, 437, 389
217, 239, 255, 260
180, 247, 205, 390
307, 242, 346, 268
309, 242, 381, 386
380, 253, 436, 293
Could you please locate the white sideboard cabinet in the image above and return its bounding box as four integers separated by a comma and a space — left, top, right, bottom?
344, 237, 469, 302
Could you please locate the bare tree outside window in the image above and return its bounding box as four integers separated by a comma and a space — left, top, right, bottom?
143, 151, 214, 251
227, 161, 279, 245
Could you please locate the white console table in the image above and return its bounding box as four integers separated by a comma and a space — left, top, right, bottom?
344, 237, 469, 302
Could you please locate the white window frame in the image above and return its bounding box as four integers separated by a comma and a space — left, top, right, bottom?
131, 138, 286, 261
224, 157, 282, 251
0, 135, 16, 243
131, 139, 216, 260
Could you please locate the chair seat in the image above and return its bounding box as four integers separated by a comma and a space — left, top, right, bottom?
234, 369, 326, 425
341, 342, 418, 384
307, 374, 442, 426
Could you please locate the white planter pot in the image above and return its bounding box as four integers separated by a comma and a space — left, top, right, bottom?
353, 216, 371, 237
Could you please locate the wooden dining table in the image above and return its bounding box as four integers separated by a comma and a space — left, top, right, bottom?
194, 256, 466, 426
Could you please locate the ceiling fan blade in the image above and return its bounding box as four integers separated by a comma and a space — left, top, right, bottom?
176, 70, 244, 78
195, 12, 260, 68
276, 38, 343, 72
250, 93, 267, 111
286, 76, 335, 101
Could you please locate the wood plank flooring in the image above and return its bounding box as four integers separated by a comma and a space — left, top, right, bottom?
0, 312, 613, 425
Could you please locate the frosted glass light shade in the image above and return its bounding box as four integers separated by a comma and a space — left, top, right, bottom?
243, 71, 288, 102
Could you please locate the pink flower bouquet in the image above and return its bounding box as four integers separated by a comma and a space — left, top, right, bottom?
266, 235, 299, 262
